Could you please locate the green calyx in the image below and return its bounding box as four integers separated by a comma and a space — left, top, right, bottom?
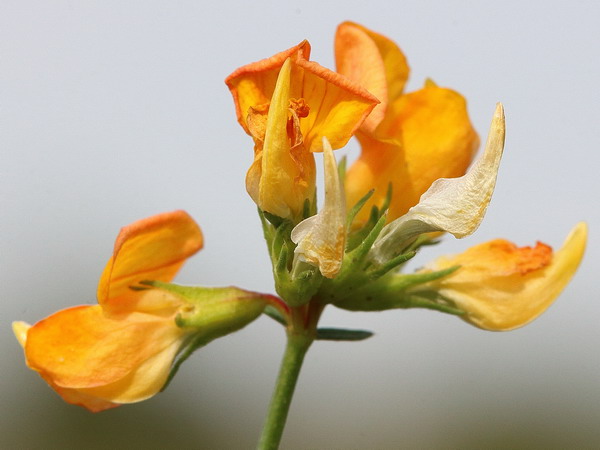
140, 281, 267, 336
257, 184, 464, 318
259, 208, 323, 307
318, 186, 463, 316
139, 281, 270, 390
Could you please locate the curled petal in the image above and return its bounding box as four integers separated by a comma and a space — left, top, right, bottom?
291, 137, 346, 278
335, 21, 409, 132
369, 103, 504, 263
22, 305, 184, 407
97, 210, 203, 313
226, 40, 379, 152
422, 223, 587, 330
225, 41, 312, 135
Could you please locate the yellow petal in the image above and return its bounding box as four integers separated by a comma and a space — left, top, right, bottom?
369, 103, 504, 263
344, 131, 406, 226
225, 41, 313, 135
251, 58, 316, 219
291, 137, 346, 278
76, 339, 181, 405
24, 305, 184, 390
40, 379, 120, 412
425, 223, 588, 331
335, 21, 409, 132
346, 82, 480, 226
226, 40, 379, 153
97, 210, 203, 313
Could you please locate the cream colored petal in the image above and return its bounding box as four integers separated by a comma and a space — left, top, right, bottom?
12, 321, 31, 348
370, 103, 505, 263
291, 137, 346, 278
429, 223, 587, 331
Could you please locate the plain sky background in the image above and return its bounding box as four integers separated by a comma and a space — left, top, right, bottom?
2, 1, 599, 448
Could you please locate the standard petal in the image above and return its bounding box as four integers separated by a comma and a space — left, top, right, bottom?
295, 56, 379, 152
291, 138, 346, 278
347, 82, 480, 227
335, 21, 409, 132
24, 305, 184, 390
369, 103, 504, 263
421, 223, 587, 331
97, 210, 203, 312
225, 41, 312, 135
226, 40, 379, 152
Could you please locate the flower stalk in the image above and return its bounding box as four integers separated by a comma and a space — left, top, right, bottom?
258, 329, 313, 450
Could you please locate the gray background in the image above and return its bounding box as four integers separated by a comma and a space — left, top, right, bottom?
2, 1, 599, 448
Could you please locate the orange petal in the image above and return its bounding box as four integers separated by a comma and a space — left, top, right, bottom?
345, 132, 407, 226
293, 55, 379, 152
423, 223, 588, 331
335, 21, 409, 132
225, 41, 312, 135
25, 305, 184, 390
226, 41, 379, 152
40, 380, 120, 413
97, 210, 203, 312
346, 81, 479, 223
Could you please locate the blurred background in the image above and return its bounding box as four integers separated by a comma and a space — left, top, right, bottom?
2, 1, 599, 448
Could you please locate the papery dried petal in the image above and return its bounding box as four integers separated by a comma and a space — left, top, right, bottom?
291, 137, 346, 278
369, 103, 504, 263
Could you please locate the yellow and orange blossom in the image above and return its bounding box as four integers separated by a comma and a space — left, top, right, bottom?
420, 223, 587, 330
13, 210, 203, 412
226, 40, 378, 221
335, 21, 480, 224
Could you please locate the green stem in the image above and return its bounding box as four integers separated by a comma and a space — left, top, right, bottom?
257, 332, 313, 450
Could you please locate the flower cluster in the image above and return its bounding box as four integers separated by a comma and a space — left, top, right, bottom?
14, 21, 586, 418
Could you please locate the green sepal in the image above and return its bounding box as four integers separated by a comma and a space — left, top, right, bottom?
316, 328, 374, 341
262, 210, 286, 228
161, 333, 211, 391
141, 280, 267, 336
276, 264, 322, 307
330, 266, 462, 313
263, 305, 287, 326
346, 204, 381, 252
367, 250, 416, 280
387, 266, 460, 291
346, 189, 374, 234
405, 292, 464, 316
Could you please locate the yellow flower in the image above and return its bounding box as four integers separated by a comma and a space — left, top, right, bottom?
419, 223, 587, 330
13, 211, 203, 411
335, 21, 480, 224
226, 40, 378, 221
13, 211, 269, 411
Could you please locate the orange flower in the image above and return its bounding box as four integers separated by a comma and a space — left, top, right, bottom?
335, 22, 480, 224
13, 211, 203, 412
418, 223, 587, 330
226, 41, 378, 221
